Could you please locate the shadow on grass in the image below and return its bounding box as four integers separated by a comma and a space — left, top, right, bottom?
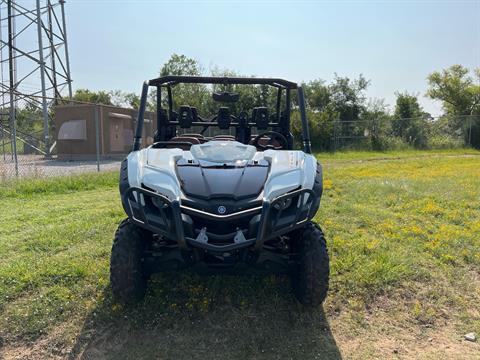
70, 272, 341, 360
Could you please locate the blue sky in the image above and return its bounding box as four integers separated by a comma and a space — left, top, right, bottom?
66, 0, 480, 116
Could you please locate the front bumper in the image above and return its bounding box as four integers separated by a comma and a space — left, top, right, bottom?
122, 186, 317, 253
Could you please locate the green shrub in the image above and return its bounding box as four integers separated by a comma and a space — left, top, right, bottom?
428, 135, 465, 149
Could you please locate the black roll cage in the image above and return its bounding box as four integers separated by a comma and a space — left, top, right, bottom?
133, 75, 312, 153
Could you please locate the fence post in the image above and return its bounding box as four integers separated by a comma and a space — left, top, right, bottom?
468, 115, 472, 147
1, 123, 5, 161
333, 120, 337, 152
94, 105, 100, 172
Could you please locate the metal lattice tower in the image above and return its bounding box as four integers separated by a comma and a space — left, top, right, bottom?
0, 0, 72, 165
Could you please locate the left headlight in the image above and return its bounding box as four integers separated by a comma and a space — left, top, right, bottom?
273, 196, 293, 211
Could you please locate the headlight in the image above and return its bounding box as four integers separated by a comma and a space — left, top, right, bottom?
152, 196, 169, 209
273, 197, 293, 211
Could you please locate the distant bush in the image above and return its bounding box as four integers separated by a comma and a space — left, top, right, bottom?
377, 136, 412, 151
427, 135, 464, 149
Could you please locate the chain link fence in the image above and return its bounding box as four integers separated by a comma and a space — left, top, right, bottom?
0, 97, 123, 182
331, 115, 479, 151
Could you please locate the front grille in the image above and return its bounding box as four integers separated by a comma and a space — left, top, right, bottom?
187, 213, 254, 236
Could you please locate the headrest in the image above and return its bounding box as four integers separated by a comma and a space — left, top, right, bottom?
217, 107, 231, 130
253, 107, 269, 130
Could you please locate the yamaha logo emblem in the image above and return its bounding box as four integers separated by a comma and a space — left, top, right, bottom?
217, 206, 227, 214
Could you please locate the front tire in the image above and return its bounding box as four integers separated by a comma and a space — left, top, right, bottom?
110, 218, 148, 304
292, 222, 329, 306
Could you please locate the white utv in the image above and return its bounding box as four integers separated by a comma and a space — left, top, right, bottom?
111, 76, 329, 306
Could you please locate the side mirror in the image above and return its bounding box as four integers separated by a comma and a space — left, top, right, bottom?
213, 91, 240, 103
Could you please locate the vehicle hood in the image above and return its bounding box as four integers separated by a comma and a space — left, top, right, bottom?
175, 158, 269, 200
175, 141, 268, 200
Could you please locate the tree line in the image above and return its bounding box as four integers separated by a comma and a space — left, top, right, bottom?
73, 54, 480, 150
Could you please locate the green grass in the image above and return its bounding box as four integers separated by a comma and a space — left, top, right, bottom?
315, 147, 480, 161
0, 150, 479, 359
0, 171, 118, 198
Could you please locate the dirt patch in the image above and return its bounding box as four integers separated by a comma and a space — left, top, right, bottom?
331, 315, 479, 359
2, 308, 478, 360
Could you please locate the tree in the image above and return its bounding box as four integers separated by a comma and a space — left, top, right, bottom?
427, 65, 480, 116
209, 67, 264, 115
304, 80, 330, 111
160, 54, 202, 77
362, 98, 391, 150
329, 74, 369, 121
297, 79, 337, 150
16, 103, 42, 134
393, 92, 428, 148
426, 65, 480, 148
326, 74, 370, 148
159, 54, 208, 113
110, 90, 141, 109
72, 89, 112, 105
291, 109, 337, 151
291, 76, 371, 151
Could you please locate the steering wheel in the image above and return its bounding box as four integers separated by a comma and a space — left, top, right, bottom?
252, 131, 288, 150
